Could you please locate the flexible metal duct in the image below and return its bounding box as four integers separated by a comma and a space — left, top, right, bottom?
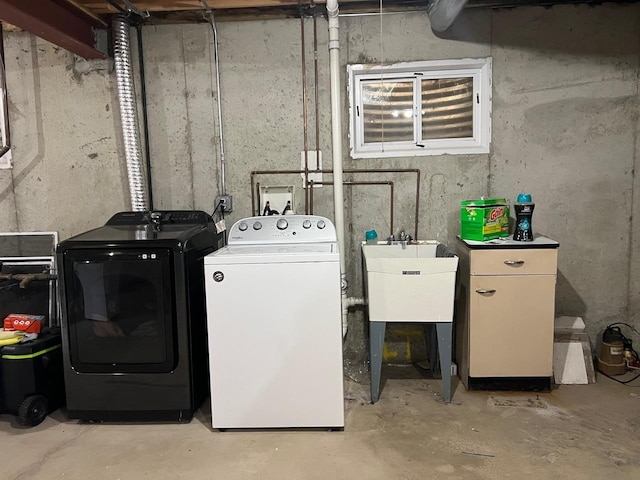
112, 14, 149, 212
427, 0, 469, 32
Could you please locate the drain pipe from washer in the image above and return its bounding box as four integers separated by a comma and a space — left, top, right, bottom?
113, 14, 149, 212
327, 0, 365, 337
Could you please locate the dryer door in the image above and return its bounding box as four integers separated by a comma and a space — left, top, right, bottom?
61, 248, 176, 373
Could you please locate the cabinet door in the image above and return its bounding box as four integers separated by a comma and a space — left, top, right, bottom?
469, 274, 556, 377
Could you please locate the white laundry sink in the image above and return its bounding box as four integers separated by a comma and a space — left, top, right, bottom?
362, 241, 459, 323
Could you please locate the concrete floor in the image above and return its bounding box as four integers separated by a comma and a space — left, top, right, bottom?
2, 375, 640, 480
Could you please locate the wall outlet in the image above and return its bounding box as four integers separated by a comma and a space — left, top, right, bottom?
215, 195, 233, 213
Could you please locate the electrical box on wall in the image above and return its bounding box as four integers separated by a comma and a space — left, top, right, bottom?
301, 150, 322, 188
259, 185, 294, 216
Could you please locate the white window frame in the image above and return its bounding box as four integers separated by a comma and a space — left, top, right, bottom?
1, 34, 11, 169
348, 58, 492, 159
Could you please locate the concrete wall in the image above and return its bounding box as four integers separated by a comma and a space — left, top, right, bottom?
1, 4, 639, 366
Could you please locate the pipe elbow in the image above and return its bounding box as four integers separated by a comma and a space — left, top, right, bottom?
326, 0, 339, 17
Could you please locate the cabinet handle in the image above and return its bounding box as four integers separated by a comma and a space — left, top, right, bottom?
475, 289, 496, 294
504, 260, 525, 266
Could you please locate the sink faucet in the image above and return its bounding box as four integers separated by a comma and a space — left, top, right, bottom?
398, 230, 413, 249
387, 231, 413, 249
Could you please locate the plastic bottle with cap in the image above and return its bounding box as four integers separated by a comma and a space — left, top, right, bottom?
513, 193, 535, 241
365, 230, 378, 245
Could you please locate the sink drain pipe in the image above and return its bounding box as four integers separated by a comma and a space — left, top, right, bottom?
327, 0, 365, 337
113, 14, 149, 212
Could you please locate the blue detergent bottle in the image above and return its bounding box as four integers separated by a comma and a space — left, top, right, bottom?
513, 193, 535, 241
365, 230, 378, 244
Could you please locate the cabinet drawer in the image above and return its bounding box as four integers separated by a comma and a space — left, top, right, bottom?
470, 248, 557, 275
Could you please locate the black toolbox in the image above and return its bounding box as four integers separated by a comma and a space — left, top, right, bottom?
0, 329, 65, 426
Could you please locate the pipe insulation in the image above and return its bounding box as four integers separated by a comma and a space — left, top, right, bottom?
112, 14, 149, 212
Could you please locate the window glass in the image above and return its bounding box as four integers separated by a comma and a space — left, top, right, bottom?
421, 77, 473, 140
362, 80, 414, 144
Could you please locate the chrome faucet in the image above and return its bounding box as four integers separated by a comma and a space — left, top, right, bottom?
388, 230, 413, 249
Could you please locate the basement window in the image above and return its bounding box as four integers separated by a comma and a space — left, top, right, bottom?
348, 58, 492, 159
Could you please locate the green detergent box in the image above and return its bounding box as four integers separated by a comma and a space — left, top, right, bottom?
460, 198, 510, 241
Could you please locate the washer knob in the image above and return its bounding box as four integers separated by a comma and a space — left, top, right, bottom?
276, 218, 288, 230
253, 221, 262, 230
317, 220, 326, 229
238, 222, 248, 231
302, 219, 312, 229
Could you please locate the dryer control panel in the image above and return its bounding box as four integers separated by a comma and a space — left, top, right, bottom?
228, 216, 337, 244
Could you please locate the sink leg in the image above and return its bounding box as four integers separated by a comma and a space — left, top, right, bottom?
436, 322, 453, 404
369, 321, 386, 404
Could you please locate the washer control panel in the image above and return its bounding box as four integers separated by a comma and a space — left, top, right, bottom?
228, 216, 337, 244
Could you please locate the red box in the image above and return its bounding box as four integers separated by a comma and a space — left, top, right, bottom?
3, 314, 44, 333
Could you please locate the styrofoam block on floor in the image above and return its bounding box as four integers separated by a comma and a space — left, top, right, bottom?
554, 341, 589, 384
554, 316, 585, 332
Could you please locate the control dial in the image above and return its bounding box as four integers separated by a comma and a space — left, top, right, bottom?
276, 218, 288, 230
317, 220, 326, 229
238, 222, 248, 231
253, 221, 262, 230
302, 220, 312, 229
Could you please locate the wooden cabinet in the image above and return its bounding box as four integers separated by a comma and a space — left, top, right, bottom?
455, 237, 559, 390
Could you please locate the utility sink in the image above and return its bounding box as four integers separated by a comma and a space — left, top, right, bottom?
362, 241, 459, 323
363, 241, 460, 404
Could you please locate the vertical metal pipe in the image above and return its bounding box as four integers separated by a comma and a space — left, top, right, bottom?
251, 174, 256, 215
113, 14, 148, 212
207, 11, 227, 195
313, 9, 320, 170
300, 5, 310, 214
135, 23, 153, 210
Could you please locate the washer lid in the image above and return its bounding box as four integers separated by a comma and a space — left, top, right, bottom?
204, 242, 339, 264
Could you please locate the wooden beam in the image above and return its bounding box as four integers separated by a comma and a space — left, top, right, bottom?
0, 0, 106, 59
76, 0, 430, 20
76, 0, 371, 15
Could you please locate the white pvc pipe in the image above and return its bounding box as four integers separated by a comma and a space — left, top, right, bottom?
327, 0, 344, 272
326, 1, 348, 336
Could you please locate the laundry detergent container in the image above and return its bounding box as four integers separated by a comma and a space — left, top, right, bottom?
362, 242, 458, 323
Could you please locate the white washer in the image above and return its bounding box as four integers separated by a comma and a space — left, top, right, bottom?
204, 215, 344, 429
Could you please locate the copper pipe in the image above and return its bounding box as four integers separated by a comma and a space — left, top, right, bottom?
309, 179, 315, 215
309, 180, 395, 237
256, 181, 261, 215
250, 168, 420, 239
313, 6, 320, 170
299, 3, 310, 214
